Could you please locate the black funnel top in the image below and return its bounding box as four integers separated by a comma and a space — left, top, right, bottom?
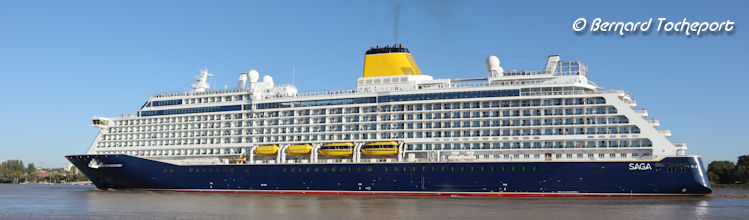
366, 44, 409, 55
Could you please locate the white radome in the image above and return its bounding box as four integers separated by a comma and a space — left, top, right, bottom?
485, 55, 503, 74
248, 70, 260, 82
262, 75, 273, 83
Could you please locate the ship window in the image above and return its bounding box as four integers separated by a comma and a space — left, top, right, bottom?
163, 168, 168, 173
367, 167, 373, 172
533, 166, 538, 172
244, 168, 249, 173
282, 168, 287, 173
202, 168, 207, 173
522, 166, 527, 172
511, 166, 516, 172
322, 168, 328, 172
450, 166, 456, 172
230, 168, 235, 173
314, 168, 320, 172
189, 168, 194, 173
460, 166, 466, 172
331, 167, 337, 172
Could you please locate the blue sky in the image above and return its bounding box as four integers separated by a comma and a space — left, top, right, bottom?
0, 0, 746, 167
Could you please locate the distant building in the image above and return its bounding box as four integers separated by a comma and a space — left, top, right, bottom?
64, 164, 78, 174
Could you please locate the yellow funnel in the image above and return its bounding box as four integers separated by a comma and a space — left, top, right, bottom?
363, 45, 422, 78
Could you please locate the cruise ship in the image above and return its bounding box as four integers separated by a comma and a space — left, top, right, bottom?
67, 45, 712, 197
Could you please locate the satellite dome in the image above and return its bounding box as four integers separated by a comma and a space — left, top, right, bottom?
485, 55, 500, 69
262, 75, 273, 83
485, 55, 503, 75
248, 69, 260, 82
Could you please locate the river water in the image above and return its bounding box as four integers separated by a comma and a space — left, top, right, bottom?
1, 184, 748, 220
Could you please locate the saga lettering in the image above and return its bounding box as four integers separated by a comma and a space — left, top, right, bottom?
628, 163, 652, 171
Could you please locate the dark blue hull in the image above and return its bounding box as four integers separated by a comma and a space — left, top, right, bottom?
66, 154, 711, 196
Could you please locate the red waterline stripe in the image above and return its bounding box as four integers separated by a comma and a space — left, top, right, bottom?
152, 189, 705, 198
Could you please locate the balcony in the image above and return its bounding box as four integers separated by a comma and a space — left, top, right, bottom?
674, 142, 687, 149
658, 129, 671, 137
648, 118, 660, 127
634, 109, 648, 117
625, 99, 637, 108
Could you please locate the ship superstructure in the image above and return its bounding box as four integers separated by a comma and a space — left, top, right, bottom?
70, 45, 710, 196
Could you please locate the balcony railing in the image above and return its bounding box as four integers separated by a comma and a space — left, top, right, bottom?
648, 118, 660, 126
658, 129, 672, 137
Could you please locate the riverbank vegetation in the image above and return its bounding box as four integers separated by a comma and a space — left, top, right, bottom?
707, 154, 749, 186
0, 160, 88, 184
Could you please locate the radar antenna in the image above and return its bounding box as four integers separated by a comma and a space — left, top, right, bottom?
191, 69, 213, 92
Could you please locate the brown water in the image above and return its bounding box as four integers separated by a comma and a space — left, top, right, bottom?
1, 184, 748, 220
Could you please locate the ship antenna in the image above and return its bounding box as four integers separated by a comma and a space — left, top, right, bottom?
292, 64, 295, 86
393, 1, 401, 44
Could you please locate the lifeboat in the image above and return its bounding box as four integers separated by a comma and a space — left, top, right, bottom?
319, 142, 354, 157
361, 141, 399, 156
230, 154, 247, 162
255, 144, 279, 156
287, 144, 313, 155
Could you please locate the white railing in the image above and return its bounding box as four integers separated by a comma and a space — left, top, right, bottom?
118, 114, 138, 118
148, 72, 603, 101
501, 70, 553, 77
153, 88, 253, 98
296, 89, 357, 97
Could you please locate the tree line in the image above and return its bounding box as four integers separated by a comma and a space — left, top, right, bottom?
707, 154, 749, 185
0, 160, 88, 184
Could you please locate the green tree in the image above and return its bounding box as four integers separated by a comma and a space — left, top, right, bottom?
737, 155, 749, 184
707, 172, 720, 184
738, 155, 749, 168
26, 163, 36, 174
0, 160, 26, 183
708, 160, 737, 184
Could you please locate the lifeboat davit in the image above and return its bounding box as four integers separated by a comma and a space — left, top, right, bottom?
287, 144, 313, 155
319, 142, 354, 157
361, 141, 399, 156
255, 144, 279, 156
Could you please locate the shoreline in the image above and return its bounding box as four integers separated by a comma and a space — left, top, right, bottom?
1, 182, 92, 186
711, 184, 749, 190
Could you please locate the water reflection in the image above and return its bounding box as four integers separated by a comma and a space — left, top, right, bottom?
1, 185, 748, 220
